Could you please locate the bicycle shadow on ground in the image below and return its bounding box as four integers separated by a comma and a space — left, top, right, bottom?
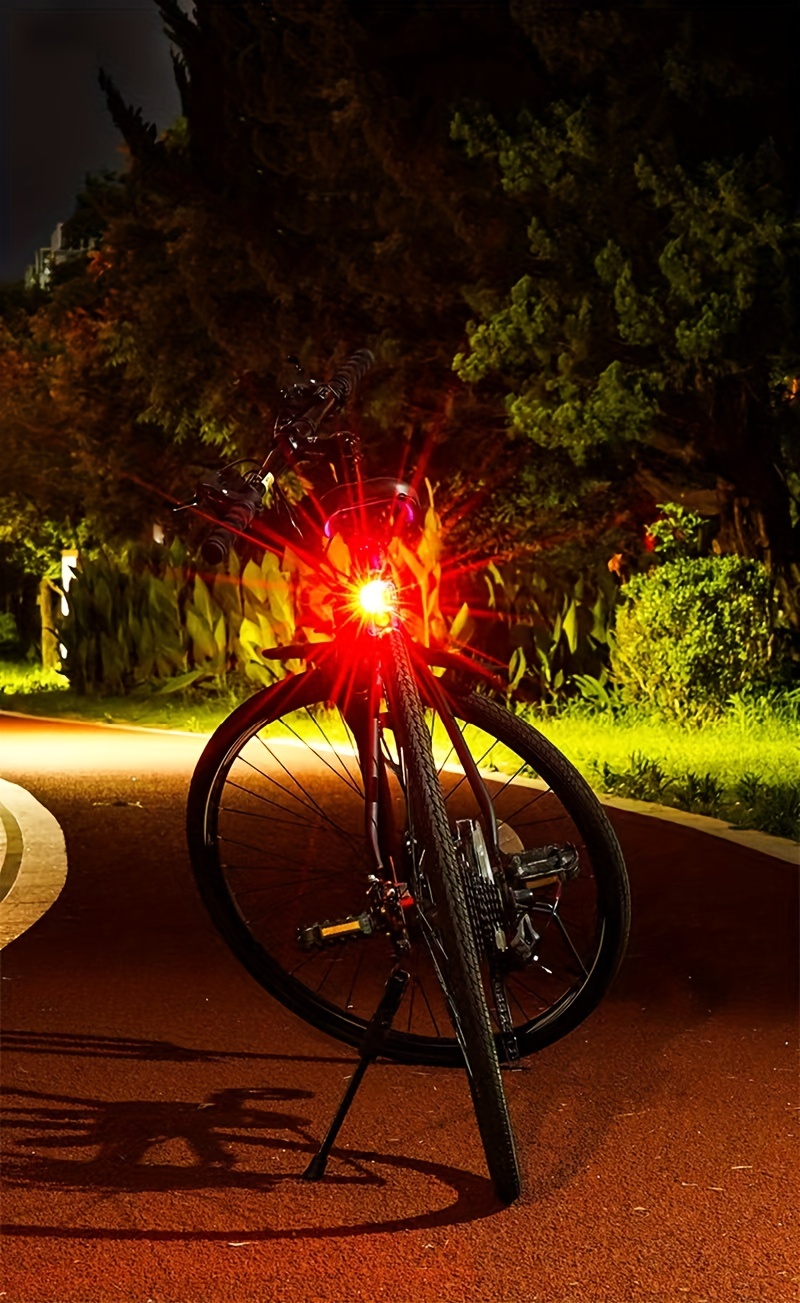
4, 827, 795, 1237
0, 1074, 498, 1241
0, 1028, 355, 1066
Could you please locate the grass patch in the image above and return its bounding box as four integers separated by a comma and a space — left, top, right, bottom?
0, 661, 70, 694
0, 660, 243, 733
527, 697, 800, 842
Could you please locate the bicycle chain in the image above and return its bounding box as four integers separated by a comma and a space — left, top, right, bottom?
460, 858, 522, 1064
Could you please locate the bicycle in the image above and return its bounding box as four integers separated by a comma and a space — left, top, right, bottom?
184, 349, 631, 1204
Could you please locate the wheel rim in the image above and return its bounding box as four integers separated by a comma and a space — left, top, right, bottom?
199, 680, 624, 1064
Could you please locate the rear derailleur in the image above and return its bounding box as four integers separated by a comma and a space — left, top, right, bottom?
455, 820, 580, 1064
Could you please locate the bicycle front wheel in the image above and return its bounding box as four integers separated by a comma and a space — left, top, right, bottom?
187, 664, 629, 1067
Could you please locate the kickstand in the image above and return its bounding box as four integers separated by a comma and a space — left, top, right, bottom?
301, 967, 409, 1181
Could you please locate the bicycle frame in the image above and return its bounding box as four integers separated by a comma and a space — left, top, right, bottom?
260, 599, 504, 887
226, 419, 499, 879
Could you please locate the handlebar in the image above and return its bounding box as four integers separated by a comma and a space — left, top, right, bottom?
325, 349, 375, 408
200, 496, 260, 567
195, 348, 375, 565
274, 349, 375, 450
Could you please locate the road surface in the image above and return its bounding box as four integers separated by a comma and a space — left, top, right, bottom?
0, 714, 797, 1303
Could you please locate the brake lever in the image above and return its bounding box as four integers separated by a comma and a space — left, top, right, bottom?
172, 495, 200, 514
279, 355, 322, 410
173, 465, 266, 521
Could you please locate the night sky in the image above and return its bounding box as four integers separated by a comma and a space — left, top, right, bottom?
1, 0, 184, 282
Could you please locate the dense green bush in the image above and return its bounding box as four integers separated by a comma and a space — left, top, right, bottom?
610, 555, 773, 718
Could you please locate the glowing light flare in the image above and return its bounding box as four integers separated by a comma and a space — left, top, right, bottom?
353, 577, 397, 621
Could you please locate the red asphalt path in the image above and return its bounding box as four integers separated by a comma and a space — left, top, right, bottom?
0, 714, 798, 1303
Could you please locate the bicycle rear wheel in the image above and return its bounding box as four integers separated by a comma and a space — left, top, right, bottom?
384, 630, 520, 1203
187, 663, 629, 1067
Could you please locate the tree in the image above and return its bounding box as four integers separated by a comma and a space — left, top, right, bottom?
451, 1, 800, 623
9, 0, 798, 668
4, 1, 544, 651
90, 1, 543, 557
0, 176, 210, 651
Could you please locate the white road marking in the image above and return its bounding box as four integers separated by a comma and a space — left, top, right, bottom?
0, 778, 68, 949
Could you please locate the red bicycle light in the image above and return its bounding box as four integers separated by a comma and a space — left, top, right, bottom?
354, 577, 397, 619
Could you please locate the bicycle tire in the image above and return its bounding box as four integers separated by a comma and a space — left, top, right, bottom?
384, 629, 520, 1203
187, 663, 629, 1068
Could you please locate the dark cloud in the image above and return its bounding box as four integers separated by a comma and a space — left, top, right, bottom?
1, 0, 183, 280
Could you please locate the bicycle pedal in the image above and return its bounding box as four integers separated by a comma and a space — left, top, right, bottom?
508, 843, 579, 896
297, 911, 374, 949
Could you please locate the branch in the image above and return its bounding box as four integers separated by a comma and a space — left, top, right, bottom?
97, 69, 158, 159
157, 0, 201, 51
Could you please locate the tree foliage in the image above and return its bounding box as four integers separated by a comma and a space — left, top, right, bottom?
6, 1, 538, 645
3, 0, 799, 671
452, 1, 800, 620
0, 182, 208, 648
88, 0, 537, 479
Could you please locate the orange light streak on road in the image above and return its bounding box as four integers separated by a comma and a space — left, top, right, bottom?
0, 714, 208, 776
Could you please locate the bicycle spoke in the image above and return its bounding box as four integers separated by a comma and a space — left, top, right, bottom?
274, 713, 365, 799
219, 803, 313, 832
345, 948, 367, 1011
240, 748, 356, 842
413, 972, 445, 1037
218, 833, 335, 872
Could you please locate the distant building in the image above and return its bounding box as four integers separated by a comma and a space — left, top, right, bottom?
24, 223, 95, 290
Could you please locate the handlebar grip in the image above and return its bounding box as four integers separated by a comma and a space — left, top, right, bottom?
200, 500, 257, 566
325, 349, 375, 407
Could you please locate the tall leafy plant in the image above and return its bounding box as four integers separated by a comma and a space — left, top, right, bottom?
481, 559, 620, 701
58, 540, 296, 694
